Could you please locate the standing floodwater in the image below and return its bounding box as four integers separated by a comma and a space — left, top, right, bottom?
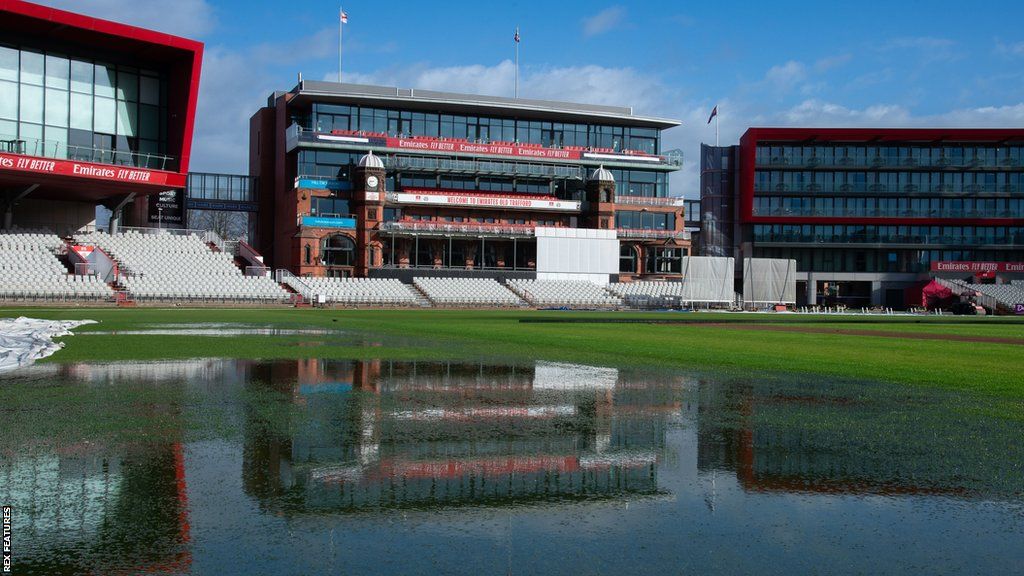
1, 358, 1022, 575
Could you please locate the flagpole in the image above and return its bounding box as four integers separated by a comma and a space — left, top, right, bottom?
715, 108, 719, 147
344, 6, 348, 82
512, 26, 520, 97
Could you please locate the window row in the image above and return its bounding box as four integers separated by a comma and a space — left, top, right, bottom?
752, 196, 1024, 219
752, 247, 1024, 274
310, 197, 352, 218
310, 103, 661, 153
755, 143, 1024, 168
295, 150, 669, 198
615, 211, 675, 231
187, 173, 255, 203
0, 45, 165, 103
753, 224, 1024, 246
754, 170, 1024, 194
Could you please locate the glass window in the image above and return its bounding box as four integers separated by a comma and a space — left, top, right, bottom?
116, 70, 138, 101
117, 99, 137, 137
44, 55, 69, 89
0, 80, 16, 121
139, 104, 159, 139
70, 60, 93, 94
0, 46, 17, 82
69, 92, 92, 130
44, 88, 68, 127
44, 125, 68, 158
19, 84, 43, 123
139, 75, 160, 105
94, 96, 116, 133
19, 122, 41, 144
94, 63, 115, 98
20, 50, 43, 85
0, 119, 15, 139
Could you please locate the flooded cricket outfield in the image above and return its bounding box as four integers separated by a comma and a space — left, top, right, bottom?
1, 351, 1022, 575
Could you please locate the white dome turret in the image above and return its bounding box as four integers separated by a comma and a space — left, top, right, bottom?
589, 165, 614, 182
357, 150, 385, 169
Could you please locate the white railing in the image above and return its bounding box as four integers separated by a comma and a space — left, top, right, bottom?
934, 277, 1002, 312
616, 228, 691, 240
615, 196, 686, 207
276, 268, 314, 298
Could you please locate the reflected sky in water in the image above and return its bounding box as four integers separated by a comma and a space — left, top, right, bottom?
1, 358, 1022, 575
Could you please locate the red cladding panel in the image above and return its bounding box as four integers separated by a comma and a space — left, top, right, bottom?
0, 0, 204, 176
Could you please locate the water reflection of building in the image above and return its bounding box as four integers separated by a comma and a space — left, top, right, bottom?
1, 443, 191, 574
0, 360, 211, 573
696, 380, 1022, 497
243, 360, 683, 513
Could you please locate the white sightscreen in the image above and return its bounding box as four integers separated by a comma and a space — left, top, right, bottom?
742, 258, 797, 304
535, 227, 617, 283
680, 256, 734, 303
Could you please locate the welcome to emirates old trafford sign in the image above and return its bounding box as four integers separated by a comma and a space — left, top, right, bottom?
0, 152, 178, 186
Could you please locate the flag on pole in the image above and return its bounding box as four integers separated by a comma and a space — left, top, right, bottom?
707, 105, 718, 124
514, 27, 520, 43
340, 10, 348, 23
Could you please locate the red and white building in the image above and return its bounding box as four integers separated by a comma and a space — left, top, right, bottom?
0, 0, 202, 234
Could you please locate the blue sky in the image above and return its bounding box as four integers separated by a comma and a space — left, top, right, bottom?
38, 0, 1024, 196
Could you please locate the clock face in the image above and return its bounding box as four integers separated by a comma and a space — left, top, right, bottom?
366, 175, 379, 189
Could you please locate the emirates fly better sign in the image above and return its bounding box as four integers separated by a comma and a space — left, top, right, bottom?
0, 152, 180, 186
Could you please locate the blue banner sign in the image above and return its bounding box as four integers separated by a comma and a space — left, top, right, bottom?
1015, 303, 1024, 315
302, 216, 356, 229
296, 178, 351, 191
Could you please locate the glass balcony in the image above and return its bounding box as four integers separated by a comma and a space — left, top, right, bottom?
1, 133, 176, 171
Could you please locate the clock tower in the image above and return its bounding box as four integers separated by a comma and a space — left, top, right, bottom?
353, 151, 386, 276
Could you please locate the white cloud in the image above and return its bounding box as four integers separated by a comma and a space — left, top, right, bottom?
813, 54, 852, 73
994, 40, 1024, 57
763, 61, 807, 91
35, 0, 216, 38
344, 60, 668, 112
582, 6, 627, 37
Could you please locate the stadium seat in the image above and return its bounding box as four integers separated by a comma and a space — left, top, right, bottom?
607, 281, 687, 307
507, 279, 621, 309
284, 276, 422, 307
73, 230, 289, 303
413, 277, 526, 307
0, 228, 114, 302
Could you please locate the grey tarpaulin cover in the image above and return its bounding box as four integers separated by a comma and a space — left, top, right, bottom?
680, 256, 735, 303
0, 317, 96, 372
743, 258, 797, 304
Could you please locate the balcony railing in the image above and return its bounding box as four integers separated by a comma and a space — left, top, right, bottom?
387, 154, 583, 179
615, 195, 686, 207
379, 221, 536, 237
616, 228, 691, 240
292, 126, 681, 168
1, 133, 177, 171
